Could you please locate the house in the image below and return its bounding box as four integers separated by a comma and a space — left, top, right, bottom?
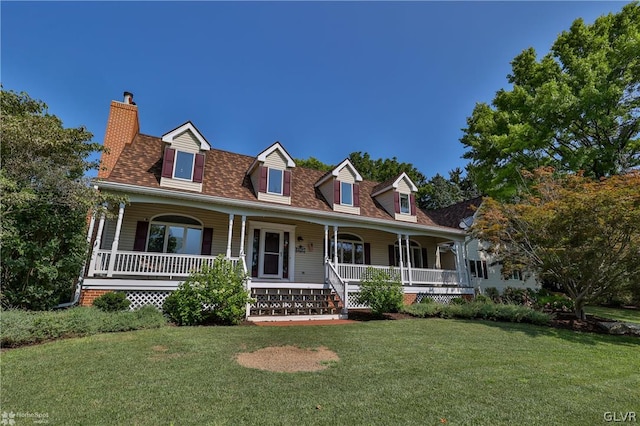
430, 197, 540, 294
81, 92, 475, 321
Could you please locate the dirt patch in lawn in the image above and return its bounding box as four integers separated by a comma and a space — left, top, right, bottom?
236, 346, 339, 372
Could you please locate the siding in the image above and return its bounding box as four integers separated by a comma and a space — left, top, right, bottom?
318, 180, 334, 205
376, 190, 395, 218
292, 222, 325, 283
263, 150, 288, 169
337, 167, 356, 183
171, 131, 201, 153
396, 179, 413, 193
159, 177, 203, 192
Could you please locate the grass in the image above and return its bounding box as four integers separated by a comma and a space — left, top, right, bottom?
1, 319, 639, 425
585, 306, 640, 324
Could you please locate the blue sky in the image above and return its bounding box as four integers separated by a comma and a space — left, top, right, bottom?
2, 1, 628, 179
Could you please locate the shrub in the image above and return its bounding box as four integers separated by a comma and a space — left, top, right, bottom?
474, 294, 492, 303
162, 255, 252, 326
450, 297, 467, 305
0, 306, 166, 348
402, 301, 551, 326
92, 292, 131, 312
536, 294, 574, 312
419, 296, 435, 304
355, 268, 403, 315
484, 287, 500, 302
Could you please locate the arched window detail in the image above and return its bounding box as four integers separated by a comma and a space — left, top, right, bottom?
147, 215, 204, 255
392, 240, 425, 268
331, 233, 368, 265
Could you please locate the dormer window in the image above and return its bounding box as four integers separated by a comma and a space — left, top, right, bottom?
267, 168, 284, 195
341, 182, 353, 206
174, 151, 195, 180
399, 193, 410, 214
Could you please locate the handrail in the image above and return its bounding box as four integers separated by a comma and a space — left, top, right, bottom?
326, 261, 348, 313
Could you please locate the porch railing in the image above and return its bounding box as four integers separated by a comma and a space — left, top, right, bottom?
326, 261, 347, 313
90, 250, 241, 278
337, 263, 461, 286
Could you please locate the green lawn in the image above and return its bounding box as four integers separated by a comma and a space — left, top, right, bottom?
585, 306, 640, 324
2, 319, 638, 425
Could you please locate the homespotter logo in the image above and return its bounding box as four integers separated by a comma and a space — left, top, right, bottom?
1, 411, 50, 424
604, 412, 637, 423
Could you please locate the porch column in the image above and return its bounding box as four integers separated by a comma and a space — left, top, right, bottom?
324, 225, 329, 263
226, 214, 234, 258
333, 226, 338, 266
106, 203, 125, 277
405, 234, 413, 286
453, 240, 469, 287
239, 215, 247, 257
86, 212, 96, 245
435, 246, 441, 269
397, 234, 405, 285
87, 212, 106, 277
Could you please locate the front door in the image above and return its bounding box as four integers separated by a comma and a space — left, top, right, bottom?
260, 230, 283, 278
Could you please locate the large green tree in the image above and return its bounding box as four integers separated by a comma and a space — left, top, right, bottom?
422, 168, 480, 210
461, 3, 640, 199
1, 89, 120, 310
472, 168, 640, 318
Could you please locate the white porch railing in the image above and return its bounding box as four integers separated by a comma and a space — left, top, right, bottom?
326, 261, 347, 313
337, 263, 462, 286
90, 250, 241, 278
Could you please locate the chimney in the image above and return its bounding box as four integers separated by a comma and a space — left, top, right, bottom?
98, 91, 140, 178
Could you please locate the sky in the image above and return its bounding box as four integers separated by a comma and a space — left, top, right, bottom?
1, 1, 629, 179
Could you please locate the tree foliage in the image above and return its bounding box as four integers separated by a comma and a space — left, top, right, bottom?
472, 168, 640, 318
1, 89, 121, 310
461, 3, 640, 199
422, 168, 480, 210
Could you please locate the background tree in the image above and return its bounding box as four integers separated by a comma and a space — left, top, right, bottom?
294, 156, 333, 172
472, 168, 640, 318
461, 3, 640, 199
1, 89, 121, 310
422, 168, 480, 209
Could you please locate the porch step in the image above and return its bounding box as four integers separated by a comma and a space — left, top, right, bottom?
250, 288, 341, 317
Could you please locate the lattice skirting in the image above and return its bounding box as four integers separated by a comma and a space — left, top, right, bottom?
415, 294, 459, 304
347, 292, 369, 309
124, 290, 172, 310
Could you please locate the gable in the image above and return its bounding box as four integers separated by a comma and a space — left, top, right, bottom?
161, 122, 211, 151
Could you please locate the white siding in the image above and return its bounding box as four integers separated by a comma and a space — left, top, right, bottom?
337, 167, 356, 183
376, 190, 395, 218
334, 204, 360, 215
318, 180, 334, 205
396, 178, 413, 194
171, 131, 201, 153
159, 177, 202, 192
257, 192, 291, 205
292, 222, 325, 283
263, 150, 288, 169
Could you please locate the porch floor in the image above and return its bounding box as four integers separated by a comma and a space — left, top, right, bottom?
253, 319, 357, 326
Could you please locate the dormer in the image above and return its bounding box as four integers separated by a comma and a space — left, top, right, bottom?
247, 142, 296, 205
160, 122, 211, 192
371, 172, 418, 222
315, 159, 363, 215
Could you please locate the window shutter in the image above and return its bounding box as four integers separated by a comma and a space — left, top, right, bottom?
364, 243, 371, 265
133, 221, 149, 251
388, 245, 396, 266
259, 166, 267, 193
161, 148, 176, 178
353, 183, 360, 207
283, 170, 291, 196
201, 227, 213, 255
193, 153, 205, 183
410, 194, 416, 215
421, 248, 428, 268
393, 192, 400, 213
334, 180, 341, 205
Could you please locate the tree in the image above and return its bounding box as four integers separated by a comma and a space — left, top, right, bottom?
294, 156, 333, 172
472, 168, 640, 318
0, 89, 120, 310
422, 168, 480, 209
461, 3, 640, 199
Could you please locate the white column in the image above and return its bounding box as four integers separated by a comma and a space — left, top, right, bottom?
324, 225, 329, 263
333, 226, 339, 266
226, 214, 234, 258
435, 246, 441, 269
454, 240, 469, 287
397, 234, 405, 286
107, 203, 125, 277
87, 212, 106, 277
86, 213, 96, 245
239, 215, 247, 257
405, 234, 413, 286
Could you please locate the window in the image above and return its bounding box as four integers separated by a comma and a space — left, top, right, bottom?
509, 270, 523, 281
469, 260, 488, 279
341, 182, 353, 206
399, 193, 410, 214
267, 168, 283, 195
393, 240, 424, 268
331, 233, 364, 265
173, 151, 195, 180
147, 215, 202, 254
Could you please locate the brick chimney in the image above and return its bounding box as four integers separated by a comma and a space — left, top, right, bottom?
98, 91, 139, 178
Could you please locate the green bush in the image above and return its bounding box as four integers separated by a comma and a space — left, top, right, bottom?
0, 306, 166, 348
474, 294, 492, 303
92, 292, 131, 312
162, 255, 252, 326
536, 294, 574, 312
419, 296, 435, 304
402, 301, 550, 326
450, 297, 467, 305
355, 268, 403, 315
484, 287, 500, 302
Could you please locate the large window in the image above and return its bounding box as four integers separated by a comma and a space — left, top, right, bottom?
399, 193, 410, 214
341, 182, 353, 206
394, 240, 424, 268
267, 168, 283, 195
173, 151, 195, 180
331, 233, 364, 265
147, 215, 202, 254
469, 260, 488, 279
